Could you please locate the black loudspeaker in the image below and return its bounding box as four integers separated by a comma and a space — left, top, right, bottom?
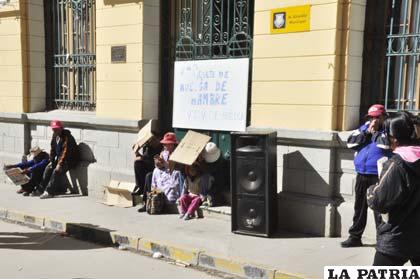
231, 131, 277, 237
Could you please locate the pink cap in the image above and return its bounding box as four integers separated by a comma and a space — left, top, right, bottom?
160, 132, 177, 144
368, 104, 386, 117
50, 120, 63, 129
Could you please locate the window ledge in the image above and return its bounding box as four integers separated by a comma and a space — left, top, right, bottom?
0, 110, 149, 132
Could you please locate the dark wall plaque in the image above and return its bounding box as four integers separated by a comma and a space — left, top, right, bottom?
111, 45, 126, 63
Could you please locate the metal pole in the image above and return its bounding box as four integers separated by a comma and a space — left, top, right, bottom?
394, 0, 409, 110
406, 0, 420, 109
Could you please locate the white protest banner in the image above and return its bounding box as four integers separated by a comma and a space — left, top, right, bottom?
173, 58, 250, 132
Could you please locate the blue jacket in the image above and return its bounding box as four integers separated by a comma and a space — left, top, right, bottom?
15, 152, 49, 179
347, 122, 392, 175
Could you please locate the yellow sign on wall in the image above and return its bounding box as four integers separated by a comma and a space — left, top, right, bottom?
270, 5, 311, 34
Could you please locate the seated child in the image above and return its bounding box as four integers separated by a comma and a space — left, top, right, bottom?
177, 164, 210, 220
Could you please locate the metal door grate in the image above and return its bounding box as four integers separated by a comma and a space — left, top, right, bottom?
385, 0, 420, 112
175, 0, 253, 61
53, 0, 96, 111
173, 0, 254, 159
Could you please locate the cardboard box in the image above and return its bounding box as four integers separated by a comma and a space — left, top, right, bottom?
170, 130, 211, 166
103, 180, 141, 208
133, 120, 155, 154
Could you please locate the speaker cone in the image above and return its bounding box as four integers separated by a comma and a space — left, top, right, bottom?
237, 199, 265, 232
237, 159, 264, 194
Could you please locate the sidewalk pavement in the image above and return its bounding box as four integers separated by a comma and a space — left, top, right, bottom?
0, 183, 375, 279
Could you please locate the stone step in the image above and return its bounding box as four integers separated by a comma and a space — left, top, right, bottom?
199, 206, 231, 221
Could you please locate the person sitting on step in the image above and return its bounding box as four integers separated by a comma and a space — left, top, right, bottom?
36, 120, 79, 199
177, 163, 211, 220
4, 146, 49, 196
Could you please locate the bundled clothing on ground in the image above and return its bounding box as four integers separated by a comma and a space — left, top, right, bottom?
367, 146, 420, 260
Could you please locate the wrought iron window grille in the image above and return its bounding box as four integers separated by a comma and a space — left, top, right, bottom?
53, 0, 96, 111
175, 0, 254, 61
385, 0, 420, 112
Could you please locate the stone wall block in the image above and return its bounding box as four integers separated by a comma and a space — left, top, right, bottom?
47, 127, 53, 139
287, 146, 332, 172
118, 132, 137, 148
87, 167, 111, 198
3, 136, 15, 153
14, 138, 24, 154
9, 124, 25, 138
30, 124, 46, 139
281, 167, 305, 193
304, 170, 334, 197
110, 170, 135, 184
276, 145, 289, 167
338, 172, 356, 196
37, 139, 51, 152
83, 130, 118, 148
67, 128, 82, 141
93, 146, 110, 166
336, 148, 355, 173
0, 124, 10, 137
109, 147, 127, 170
276, 166, 283, 193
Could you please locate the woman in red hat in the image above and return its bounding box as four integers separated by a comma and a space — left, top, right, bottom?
159, 132, 178, 164
138, 132, 183, 212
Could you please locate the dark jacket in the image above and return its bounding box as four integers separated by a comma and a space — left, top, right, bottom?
50, 129, 79, 169
367, 146, 420, 257
347, 122, 392, 175
135, 143, 162, 169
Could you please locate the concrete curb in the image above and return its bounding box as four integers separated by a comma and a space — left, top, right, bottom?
0, 208, 306, 279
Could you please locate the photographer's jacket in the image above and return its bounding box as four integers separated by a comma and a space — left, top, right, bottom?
50, 129, 79, 168
367, 146, 420, 257
347, 122, 391, 175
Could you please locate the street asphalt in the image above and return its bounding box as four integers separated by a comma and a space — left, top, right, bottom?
0, 220, 223, 279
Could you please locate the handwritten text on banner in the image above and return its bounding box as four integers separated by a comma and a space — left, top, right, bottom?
173, 58, 250, 132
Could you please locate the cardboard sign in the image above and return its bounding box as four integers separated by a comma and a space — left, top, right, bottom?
102, 180, 140, 208
271, 5, 310, 34
173, 58, 249, 132
169, 131, 211, 166
133, 120, 154, 153
4, 168, 30, 185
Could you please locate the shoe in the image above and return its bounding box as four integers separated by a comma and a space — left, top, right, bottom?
16, 189, 25, 194
30, 190, 42, 197
179, 213, 185, 219
183, 214, 192, 221
40, 191, 53, 199
137, 205, 146, 213
22, 192, 30, 197
341, 237, 363, 248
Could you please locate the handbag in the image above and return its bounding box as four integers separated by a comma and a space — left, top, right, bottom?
146, 189, 165, 215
